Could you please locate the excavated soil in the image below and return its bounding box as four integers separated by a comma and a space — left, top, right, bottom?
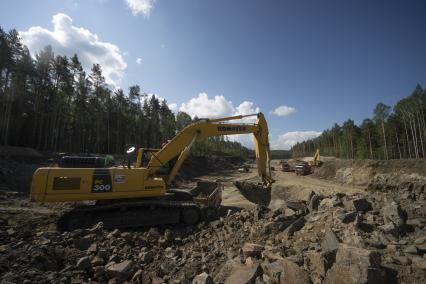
0, 154, 425, 283
313, 158, 426, 186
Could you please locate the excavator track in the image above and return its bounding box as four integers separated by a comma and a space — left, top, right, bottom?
57, 198, 202, 231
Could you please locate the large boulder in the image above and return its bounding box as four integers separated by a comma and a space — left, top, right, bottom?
225, 263, 262, 284
305, 251, 334, 284
106, 260, 135, 280
261, 258, 309, 284
321, 228, 339, 254
284, 217, 306, 237
352, 198, 372, 212
261, 261, 284, 282
338, 212, 358, 224
381, 202, 407, 227
380, 202, 407, 237
308, 193, 322, 212
325, 244, 385, 284
73, 236, 94, 251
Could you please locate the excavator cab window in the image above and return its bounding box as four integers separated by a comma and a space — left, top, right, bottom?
141, 150, 153, 167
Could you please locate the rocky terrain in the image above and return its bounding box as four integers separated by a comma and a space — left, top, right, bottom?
0, 156, 425, 283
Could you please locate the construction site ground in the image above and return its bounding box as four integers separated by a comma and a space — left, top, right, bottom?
0, 153, 425, 283
196, 160, 364, 210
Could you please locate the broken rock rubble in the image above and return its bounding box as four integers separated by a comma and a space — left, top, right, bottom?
1, 186, 425, 283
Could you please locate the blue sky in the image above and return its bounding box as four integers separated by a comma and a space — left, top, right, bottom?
1, 0, 425, 149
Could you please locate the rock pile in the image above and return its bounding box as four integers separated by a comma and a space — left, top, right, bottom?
0, 186, 425, 283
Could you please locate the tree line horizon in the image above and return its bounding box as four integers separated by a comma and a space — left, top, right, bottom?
291, 84, 426, 160
0, 27, 251, 158
2, 26, 424, 161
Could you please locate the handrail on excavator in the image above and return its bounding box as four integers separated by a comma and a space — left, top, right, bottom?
205, 113, 258, 123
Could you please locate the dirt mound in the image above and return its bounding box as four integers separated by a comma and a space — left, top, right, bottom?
0, 146, 48, 193
0, 158, 43, 193
313, 159, 426, 187
178, 155, 245, 180
0, 146, 43, 158
368, 173, 425, 199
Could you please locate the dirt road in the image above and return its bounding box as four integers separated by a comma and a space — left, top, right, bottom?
194, 159, 364, 210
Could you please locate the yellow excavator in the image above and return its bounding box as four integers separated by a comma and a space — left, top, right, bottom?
30, 113, 274, 229
308, 149, 322, 167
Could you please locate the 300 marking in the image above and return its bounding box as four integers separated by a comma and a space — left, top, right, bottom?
92, 184, 111, 192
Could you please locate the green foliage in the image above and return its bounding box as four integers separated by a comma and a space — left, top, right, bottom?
0, 26, 251, 157
292, 85, 426, 160
192, 136, 252, 159
270, 150, 291, 159
175, 111, 192, 131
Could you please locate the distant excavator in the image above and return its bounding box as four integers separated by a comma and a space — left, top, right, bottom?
308, 149, 322, 167
30, 113, 274, 229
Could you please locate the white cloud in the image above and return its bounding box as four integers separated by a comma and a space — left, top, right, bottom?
228, 100, 260, 147
234, 101, 260, 122
124, 0, 155, 16
270, 105, 297, 117
272, 131, 322, 150
179, 93, 260, 120
168, 103, 178, 112
136, 57, 142, 64
179, 92, 235, 119
20, 13, 127, 87
178, 92, 261, 148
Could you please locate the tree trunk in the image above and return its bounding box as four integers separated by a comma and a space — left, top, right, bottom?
410, 118, 419, 158
0, 70, 10, 145
395, 128, 402, 159
381, 120, 388, 160
416, 112, 425, 158
402, 117, 412, 158
368, 129, 373, 159
3, 98, 12, 145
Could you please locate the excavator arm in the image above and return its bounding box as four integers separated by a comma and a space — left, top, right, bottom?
147, 112, 274, 187
313, 149, 320, 164
310, 149, 320, 166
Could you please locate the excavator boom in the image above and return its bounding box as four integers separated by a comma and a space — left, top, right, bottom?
147, 112, 274, 186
